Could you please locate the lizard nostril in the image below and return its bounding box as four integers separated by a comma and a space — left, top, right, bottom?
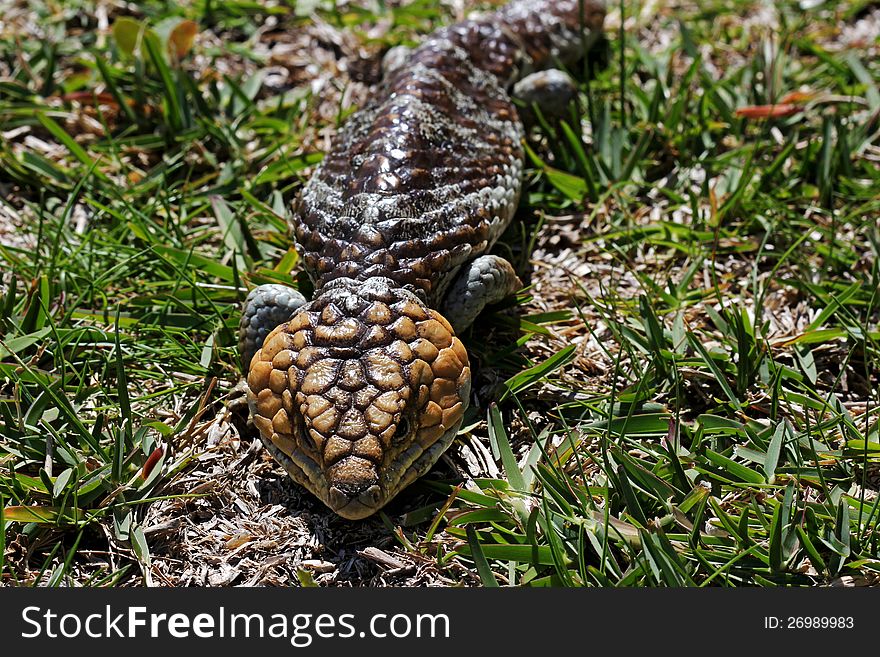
392, 417, 410, 441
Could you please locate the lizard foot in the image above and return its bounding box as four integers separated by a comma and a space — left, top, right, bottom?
440, 255, 522, 334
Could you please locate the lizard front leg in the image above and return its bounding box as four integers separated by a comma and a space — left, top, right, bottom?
238, 283, 308, 371
229, 284, 308, 414
440, 255, 522, 334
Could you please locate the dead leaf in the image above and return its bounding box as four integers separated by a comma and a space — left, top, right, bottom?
779, 90, 814, 105
141, 445, 164, 479
735, 103, 801, 119
61, 91, 118, 107
168, 20, 198, 60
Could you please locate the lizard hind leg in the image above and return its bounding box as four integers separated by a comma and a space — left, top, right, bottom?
382, 45, 412, 76
512, 68, 579, 124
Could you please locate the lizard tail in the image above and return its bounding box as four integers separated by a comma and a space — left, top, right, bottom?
434, 0, 607, 85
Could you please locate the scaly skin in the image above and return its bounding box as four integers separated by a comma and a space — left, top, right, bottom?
245, 0, 606, 519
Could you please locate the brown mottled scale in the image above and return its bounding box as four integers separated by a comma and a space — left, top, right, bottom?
295, 0, 605, 302
247, 0, 606, 519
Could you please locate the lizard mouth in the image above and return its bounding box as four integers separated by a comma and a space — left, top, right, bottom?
246, 277, 471, 520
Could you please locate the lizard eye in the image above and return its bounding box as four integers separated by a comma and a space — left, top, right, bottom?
393, 417, 411, 442
297, 416, 318, 453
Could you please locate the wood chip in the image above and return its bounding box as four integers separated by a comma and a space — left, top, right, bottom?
358, 547, 407, 569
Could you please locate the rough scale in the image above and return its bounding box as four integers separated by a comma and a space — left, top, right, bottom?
241, 0, 606, 519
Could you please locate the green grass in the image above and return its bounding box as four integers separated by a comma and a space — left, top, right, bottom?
1, 0, 879, 586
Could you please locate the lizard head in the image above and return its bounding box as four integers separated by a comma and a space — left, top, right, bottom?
246, 277, 470, 520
